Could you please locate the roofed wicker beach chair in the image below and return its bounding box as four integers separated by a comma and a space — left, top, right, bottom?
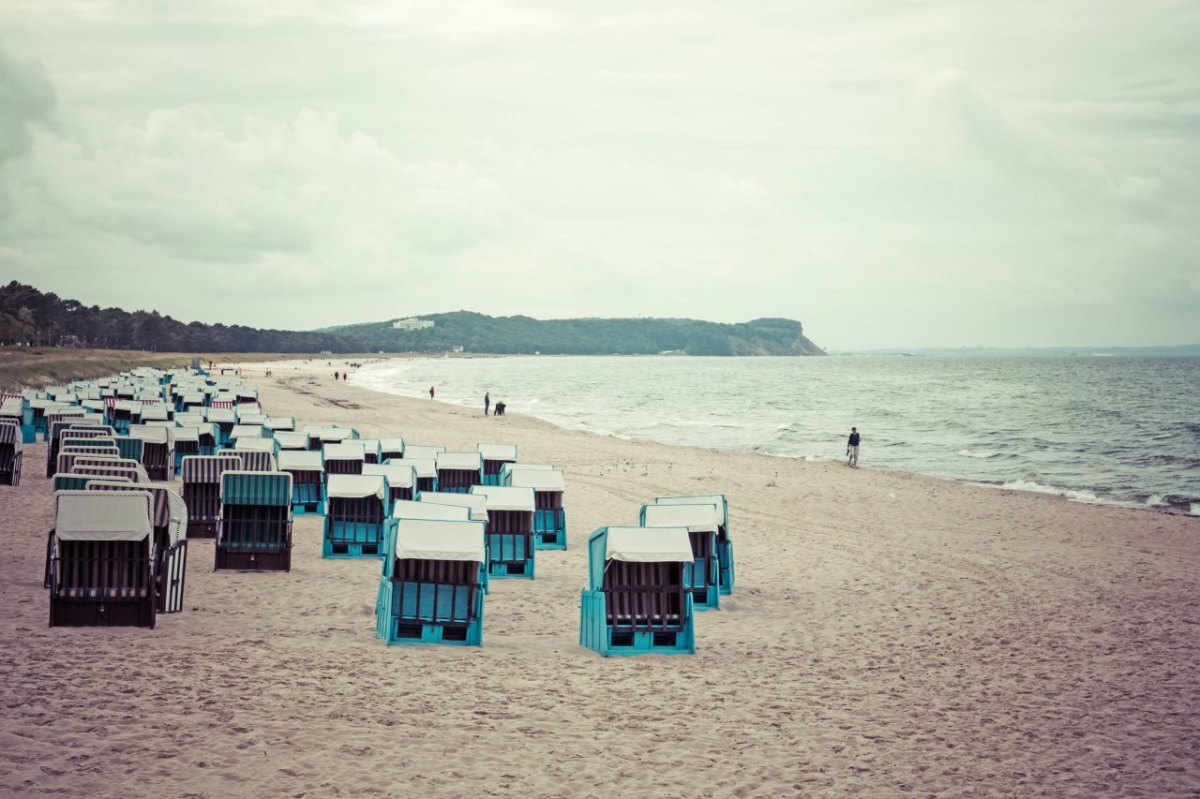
579, 526, 696, 656
48, 491, 158, 628
323, 441, 365, 476
379, 437, 405, 463
265, 416, 296, 433
0, 395, 34, 444
228, 424, 266, 450
86, 481, 188, 614
306, 426, 359, 451
655, 493, 733, 595
206, 407, 237, 448
389, 457, 438, 493
470, 485, 536, 579
386, 499, 472, 564
322, 474, 392, 558
215, 471, 293, 571
129, 424, 174, 481
435, 451, 483, 494
400, 444, 444, 461
234, 448, 277, 473
0, 422, 23, 486
363, 463, 416, 506
639, 503, 723, 610
47, 422, 114, 477
358, 439, 383, 465
277, 450, 325, 514
477, 443, 517, 486
272, 431, 309, 452
506, 466, 567, 550
181, 454, 243, 538
70, 460, 151, 486
376, 519, 486, 647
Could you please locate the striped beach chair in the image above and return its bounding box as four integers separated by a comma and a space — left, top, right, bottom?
579, 526, 696, 656
0, 423, 22, 486
48, 491, 157, 628
181, 455, 243, 538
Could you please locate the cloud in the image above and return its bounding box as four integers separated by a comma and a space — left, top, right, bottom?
0, 42, 54, 163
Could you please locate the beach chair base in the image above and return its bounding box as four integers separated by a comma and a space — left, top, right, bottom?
292, 502, 322, 516
50, 596, 156, 629
322, 540, 382, 558
534, 530, 566, 550
691, 584, 721, 611
487, 559, 535, 579
22, 425, 36, 445
214, 546, 291, 571
578, 590, 694, 656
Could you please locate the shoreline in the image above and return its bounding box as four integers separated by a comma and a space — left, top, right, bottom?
339, 359, 1199, 519
3, 359, 1198, 798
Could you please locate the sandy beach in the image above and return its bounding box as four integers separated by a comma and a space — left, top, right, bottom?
2, 359, 1198, 799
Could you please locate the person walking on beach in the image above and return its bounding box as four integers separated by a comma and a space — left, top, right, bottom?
846, 426, 861, 468
429, 385, 435, 400
484, 392, 490, 416
494, 400, 506, 416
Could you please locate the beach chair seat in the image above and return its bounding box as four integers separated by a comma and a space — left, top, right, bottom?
215, 471, 293, 571
579, 526, 696, 656
48, 491, 157, 628
376, 519, 486, 646
181, 455, 243, 538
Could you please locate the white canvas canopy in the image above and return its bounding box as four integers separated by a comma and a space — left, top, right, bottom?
471, 485, 535, 512
207, 408, 236, 424
54, 491, 153, 542
357, 439, 383, 459
326, 473, 387, 500
391, 499, 471, 522
324, 442, 366, 461
238, 413, 268, 426
308, 426, 355, 443
272, 431, 309, 450
436, 451, 482, 470
0, 399, 24, 417
362, 463, 415, 488
402, 444, 445, 460
235, 437, 276, 453
507, 467, 565, 491
393, 519, 486, 563
265, 416, 296, 431
278, 450, 324, 471
140, 405, 170, 421
392, 457, 436, 478
477, 443, 517, 460
173, 426, 201, 443
231, 424, 265, 439
174, 412, 207, 427
605, 526, 694, 563
379, 437, 404, 453
418, 492, 489, 521
641, 503, 721, 533
129, 425, 172, 444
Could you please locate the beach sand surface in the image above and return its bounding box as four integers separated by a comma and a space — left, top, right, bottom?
1, 360, 1197, 798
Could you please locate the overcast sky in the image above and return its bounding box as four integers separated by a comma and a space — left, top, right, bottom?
1, 1, 1197, 350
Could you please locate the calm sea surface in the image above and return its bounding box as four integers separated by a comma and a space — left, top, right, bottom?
349, 355, 1200, 516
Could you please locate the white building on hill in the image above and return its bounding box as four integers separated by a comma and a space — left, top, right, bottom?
393, 317, 435, 331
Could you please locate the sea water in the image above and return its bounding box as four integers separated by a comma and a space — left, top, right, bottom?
349, 355, 1200, 515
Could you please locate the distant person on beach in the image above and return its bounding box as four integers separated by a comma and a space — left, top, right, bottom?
484, 392, 490, 416
847, 427, 861, 468
429, 385, 435, 400
334, 371, 339, 380
494, 400, 506, 416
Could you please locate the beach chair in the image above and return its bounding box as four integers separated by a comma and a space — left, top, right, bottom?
172, 426, 202, 475
379, 437, 405, 462
265, 416, 296, 433
363, 463, 416, 507
579, 526, 696, 656
358, 439, 383, 465
57, 443, 121, 475
109, 399, 143, 435
436, 451, 483, 494
416, 491, 490, 523
114, 436, 144, 462
139, 403, 172, 424
655, 494, 733, 595
506, 466, 567, 550
86, 481, 188, 613
470, 485, 536, 579
215, 471, 293, 571
390, 457, 438, 493
306, 426, 359, 451
47, 422, 113, 477
48, 491, 157, 628
498, 462, 554, 485
0, 423, 22, 486
402, 444, 444, 462
639, 503, 722, 610
478, 443, 517, 486
206, 407, 237, 448
323, 474, 392, 558
181, 455, 243, 538
129, 424, 174, 481
1, 396, 35, 444
70, 461, 151, 485
278, 450, 325, 514
375, 519, 486, 646
228, 424, 266, 449
323, 442, 365, 476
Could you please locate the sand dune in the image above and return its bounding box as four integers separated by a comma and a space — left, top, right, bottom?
1, 360, 1197, 798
